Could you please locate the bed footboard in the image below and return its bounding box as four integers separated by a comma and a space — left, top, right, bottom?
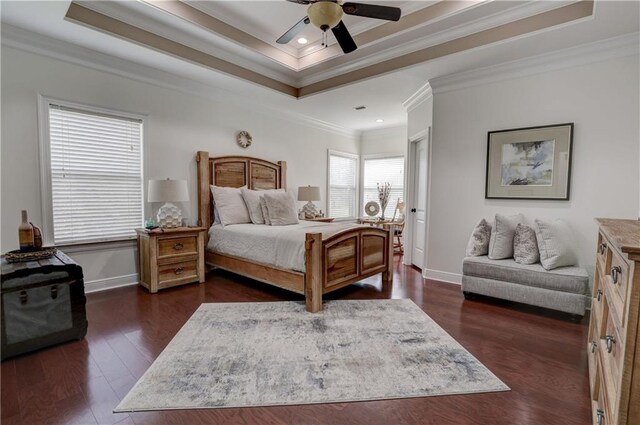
304, 225, 394, 313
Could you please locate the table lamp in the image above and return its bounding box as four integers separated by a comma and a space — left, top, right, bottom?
148, 179, 189, 228
297, 186, 321, 218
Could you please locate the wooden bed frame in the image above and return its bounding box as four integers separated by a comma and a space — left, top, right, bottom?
196, 151, 393, 313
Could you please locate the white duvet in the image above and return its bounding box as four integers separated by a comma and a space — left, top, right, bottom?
208, 221, 365, 272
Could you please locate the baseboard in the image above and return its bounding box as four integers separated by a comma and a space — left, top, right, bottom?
84, 273, 139, 293
423, 268, 462, 285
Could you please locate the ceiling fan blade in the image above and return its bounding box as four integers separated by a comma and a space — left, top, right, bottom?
342, 2, 401, 21
331, 21, 357, 54
276, 16, 310, 44
285, 0, 312, 4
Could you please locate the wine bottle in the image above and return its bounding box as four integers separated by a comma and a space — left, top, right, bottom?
19, 210, 34, 251
30, 222, 43, 250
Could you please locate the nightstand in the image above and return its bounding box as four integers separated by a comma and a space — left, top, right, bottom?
135, 227, 207, 293
304, 217, 335, 223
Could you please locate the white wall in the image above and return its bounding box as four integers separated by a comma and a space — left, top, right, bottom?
1, 46, 359, 288
427, 54, 640, 282
360, 125, 407, 157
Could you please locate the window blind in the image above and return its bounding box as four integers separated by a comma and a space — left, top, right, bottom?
362, 157, 405, 218
328, 152, 358, 219
48, 104, 143, 244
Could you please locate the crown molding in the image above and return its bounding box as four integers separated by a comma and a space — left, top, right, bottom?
429, 32, 640, 94
1, 24, 360, 139
403, 82, 433, 112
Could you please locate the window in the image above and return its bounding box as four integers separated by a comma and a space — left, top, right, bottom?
362, 156, 405, 218
42, 100, 144, 244
328, 151, 359, 219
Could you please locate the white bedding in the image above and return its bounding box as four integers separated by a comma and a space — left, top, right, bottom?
208, 221, 365, 272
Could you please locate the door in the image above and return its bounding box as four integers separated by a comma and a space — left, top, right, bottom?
411, 137, 428, 269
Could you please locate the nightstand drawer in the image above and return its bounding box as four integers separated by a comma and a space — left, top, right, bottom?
158, 236, 198, 258
136, 227, 206, 293
157, 260, 198, 288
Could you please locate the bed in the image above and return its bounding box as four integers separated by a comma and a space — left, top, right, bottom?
196, 151, 394, 313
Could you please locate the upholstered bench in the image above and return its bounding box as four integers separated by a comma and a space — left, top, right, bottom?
462, 256, 589, 316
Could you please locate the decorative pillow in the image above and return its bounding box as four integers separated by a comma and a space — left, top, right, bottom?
513, 223, 540, 265
260, 198, 271, 225
488, 213, 524, 260
262, 191, 299, 226
210, 185, 251, 226
535, 219, 578, 270
465, 219, 492, 257
241, 188, 266, 224
241, 188, 286, 224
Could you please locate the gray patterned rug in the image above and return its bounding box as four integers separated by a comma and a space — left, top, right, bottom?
115, 299, 508, 411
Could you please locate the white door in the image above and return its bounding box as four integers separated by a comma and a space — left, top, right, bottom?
411, 137, 428, 269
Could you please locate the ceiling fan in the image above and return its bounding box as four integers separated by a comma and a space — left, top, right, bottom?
277, 0, 401, 54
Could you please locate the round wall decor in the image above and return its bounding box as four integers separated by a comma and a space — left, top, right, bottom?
237, 131, 252, 149
364, 201, 380, 217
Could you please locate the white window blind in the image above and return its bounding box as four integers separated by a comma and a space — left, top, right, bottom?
328, 152, 358, 219
47, 104, 143, 244
362, 156, 405, 218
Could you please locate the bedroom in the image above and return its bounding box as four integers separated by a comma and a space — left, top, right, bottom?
0, 1, 639, 424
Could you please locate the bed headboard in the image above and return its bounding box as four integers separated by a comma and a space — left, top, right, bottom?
196, 151, 287, 228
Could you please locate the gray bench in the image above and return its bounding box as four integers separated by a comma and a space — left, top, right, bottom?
462, 256, 589, 316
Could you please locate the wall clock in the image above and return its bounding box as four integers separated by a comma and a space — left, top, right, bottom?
236, 131, 252, 149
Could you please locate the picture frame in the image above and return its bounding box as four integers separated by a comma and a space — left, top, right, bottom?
485, 123, 574, 200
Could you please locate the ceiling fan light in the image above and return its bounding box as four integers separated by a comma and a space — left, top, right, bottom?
307, 1, 343, 30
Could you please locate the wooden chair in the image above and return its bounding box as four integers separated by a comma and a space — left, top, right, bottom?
391, 199, 405, 254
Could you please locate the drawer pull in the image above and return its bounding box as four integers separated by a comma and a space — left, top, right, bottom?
597, 289, 603, 302
19, 290, 28, 305
596, 409, 605, 425
605, 335, 616, 353
599, 243, 607, 255
173, 243, 184, 251
51, 286, 58, 300
591, 340, 597, 353
174, 267, 184, 275
611, 266, 622, 284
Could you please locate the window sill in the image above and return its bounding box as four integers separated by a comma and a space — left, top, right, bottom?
55, 238, 137, 254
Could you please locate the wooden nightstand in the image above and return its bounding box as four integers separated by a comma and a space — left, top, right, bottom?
304, 217, 335, 223
136, 227, 207, 293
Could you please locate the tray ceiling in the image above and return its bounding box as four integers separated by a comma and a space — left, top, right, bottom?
1, 1, 638, 131
62, 0, 598, 97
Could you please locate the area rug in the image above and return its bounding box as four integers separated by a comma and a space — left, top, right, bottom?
115, 299, 508, 411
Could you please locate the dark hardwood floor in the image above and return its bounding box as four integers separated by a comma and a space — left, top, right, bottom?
1, 256, 591, 425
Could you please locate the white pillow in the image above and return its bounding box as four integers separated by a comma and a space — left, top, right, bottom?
488, 213, 524, 260
262, 191, 299, 226
534, 219, 577, 270
210, 185, 251, 226
465, 218, 492, 257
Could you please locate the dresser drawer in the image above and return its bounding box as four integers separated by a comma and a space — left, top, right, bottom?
594, 362, 611, 425
157, 236, 198, 258
592, 269, 606, 331
587, 316, 600, 399
600, 307, 624, 419
605, 248, 631, 329
596, 232, 612, 277
157, 260, 198, 288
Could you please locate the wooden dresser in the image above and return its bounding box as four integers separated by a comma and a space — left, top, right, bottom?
588, 218, 640, 425
136, 227, 206, 293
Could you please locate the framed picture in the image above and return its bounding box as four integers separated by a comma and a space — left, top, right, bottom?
485, 123, 574, 200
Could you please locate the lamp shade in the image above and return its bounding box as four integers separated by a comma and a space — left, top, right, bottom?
148, 179, 189, 202
297, 186, 321, 202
